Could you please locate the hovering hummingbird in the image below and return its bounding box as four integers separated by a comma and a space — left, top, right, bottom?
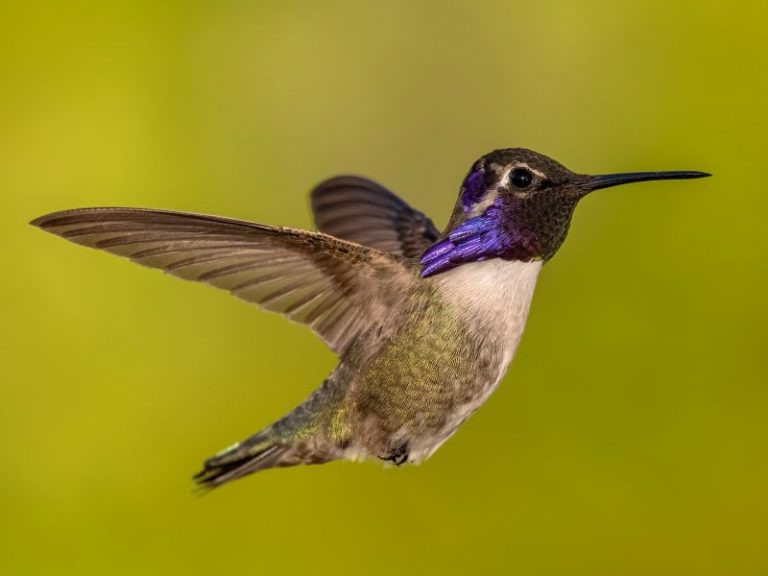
32, 148, 709, 488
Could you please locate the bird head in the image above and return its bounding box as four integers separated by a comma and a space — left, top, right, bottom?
420, 148, 709, 277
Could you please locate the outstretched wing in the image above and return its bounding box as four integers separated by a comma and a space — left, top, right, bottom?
32, 208, 415, 356
311, 176, 440, 259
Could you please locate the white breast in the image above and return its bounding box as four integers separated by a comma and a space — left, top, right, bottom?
393, 259, 543, 463
405, 259, 542, 462
436, 259, 542, 405
435, 259, 542, 364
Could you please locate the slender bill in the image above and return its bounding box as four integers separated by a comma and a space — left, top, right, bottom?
585, 170, 711, 191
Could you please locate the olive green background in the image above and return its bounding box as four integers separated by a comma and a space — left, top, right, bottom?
2, 2, 766, 575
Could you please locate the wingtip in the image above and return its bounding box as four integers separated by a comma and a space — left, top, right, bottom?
29, 213, 51, 228
29, 207, 163, 231
29, 208, 81, 230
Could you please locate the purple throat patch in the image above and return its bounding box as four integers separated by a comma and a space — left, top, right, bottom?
420, 202, 520, 277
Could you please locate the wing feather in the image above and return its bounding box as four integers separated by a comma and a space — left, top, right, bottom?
32, 207, 414, 355
311, 176, 440, 258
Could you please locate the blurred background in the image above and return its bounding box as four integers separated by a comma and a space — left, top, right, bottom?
2, 1, 766, 574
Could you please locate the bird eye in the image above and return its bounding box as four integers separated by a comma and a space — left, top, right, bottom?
510, 168, 534, 189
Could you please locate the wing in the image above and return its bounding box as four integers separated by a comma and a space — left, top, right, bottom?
311, 176, 440, 259
32, 208, 415, 356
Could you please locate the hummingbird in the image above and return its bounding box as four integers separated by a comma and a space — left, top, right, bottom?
32, 148, 709, 488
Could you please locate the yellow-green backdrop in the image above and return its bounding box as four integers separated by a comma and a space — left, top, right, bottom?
2, 2, 766, 575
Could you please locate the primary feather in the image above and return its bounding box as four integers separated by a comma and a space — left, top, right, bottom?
31, 208, 413, 356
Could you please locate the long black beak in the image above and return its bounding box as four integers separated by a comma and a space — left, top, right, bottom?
585, 170, 711, 191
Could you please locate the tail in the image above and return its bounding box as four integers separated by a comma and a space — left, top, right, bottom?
193, 430, 290, 490
195, 385, 345, 489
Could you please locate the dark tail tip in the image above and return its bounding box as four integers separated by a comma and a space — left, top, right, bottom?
193, 443, 287, 490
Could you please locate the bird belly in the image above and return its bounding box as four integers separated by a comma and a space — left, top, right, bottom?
349, 259, 542, 464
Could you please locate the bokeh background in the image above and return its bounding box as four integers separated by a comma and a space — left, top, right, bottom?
2, 2, 767, 574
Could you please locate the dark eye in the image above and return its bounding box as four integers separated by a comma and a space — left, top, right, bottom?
510, 168, 534, 189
